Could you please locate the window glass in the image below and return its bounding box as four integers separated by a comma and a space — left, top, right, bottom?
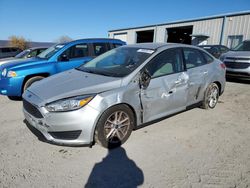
77, 47, 153, 77
38, 44, 65, 59
29, 50, 38, 57
202, 51, 214, 64
146, 48, 184, 78
227, 35, 243, 49
93, 43, 107, 56
183, 48, 206, 69
220, 46, 229, 53
232, 40, 250, 51
61, 43, 88, 59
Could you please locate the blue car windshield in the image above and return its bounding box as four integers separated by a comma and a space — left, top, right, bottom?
77, 47, 154, 77
37, 44, 64, 59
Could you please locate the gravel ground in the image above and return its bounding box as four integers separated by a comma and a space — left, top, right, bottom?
0, 80, 250, 188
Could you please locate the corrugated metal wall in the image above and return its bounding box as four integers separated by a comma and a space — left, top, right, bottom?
109, 13, 250, 46
223, 14, 250, 45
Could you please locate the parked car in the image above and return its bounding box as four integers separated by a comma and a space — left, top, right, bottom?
0, 47, 22, 59
22, 43, 226, 148
220, 40, 250, 79
0, 47, 48, 66
0, 38, 126, 99
198, 45, 229, 58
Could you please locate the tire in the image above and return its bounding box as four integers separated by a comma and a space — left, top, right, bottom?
95, 105, 135, 149
23, 76, 44, 92
8, 96, 22, 101
201, 83, 219, 109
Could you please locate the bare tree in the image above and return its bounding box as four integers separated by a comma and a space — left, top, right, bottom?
56, 35, 73, 43
8, 35, 30, 50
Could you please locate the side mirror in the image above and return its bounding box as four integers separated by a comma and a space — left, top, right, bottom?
27, 54, 31, 58
59, 54, 69, 62
139, 70, 151, 89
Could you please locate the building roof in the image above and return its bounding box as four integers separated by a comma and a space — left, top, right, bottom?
109, 10, 250, 32
122, 42, 193, 50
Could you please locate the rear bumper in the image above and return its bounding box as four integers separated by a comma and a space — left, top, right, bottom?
0, 77, 23, 96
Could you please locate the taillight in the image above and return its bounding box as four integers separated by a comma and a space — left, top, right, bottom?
220, 63, 226, 69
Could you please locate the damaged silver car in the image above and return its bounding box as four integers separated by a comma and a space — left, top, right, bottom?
22, 43, 226, 148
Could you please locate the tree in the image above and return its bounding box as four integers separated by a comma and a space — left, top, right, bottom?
8, 36, 29, 50
56, 35, 73, 43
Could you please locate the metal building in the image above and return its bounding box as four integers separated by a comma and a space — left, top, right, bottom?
108, 11, 250, 49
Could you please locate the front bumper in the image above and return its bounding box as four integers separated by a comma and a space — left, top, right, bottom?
0, 76, 24, 96
23, 100, 101, 146
226, 67, 250, 79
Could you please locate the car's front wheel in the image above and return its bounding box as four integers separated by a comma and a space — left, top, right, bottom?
95, 105, 134, 149
201, 83, 219, 109
23, 76, 44, 91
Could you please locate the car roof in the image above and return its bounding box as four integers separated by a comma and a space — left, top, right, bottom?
123, 43, 195, 50
59, 38, 126, 46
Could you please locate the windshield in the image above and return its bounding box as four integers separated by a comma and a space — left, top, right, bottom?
232, 41, 250, 51
15, 49, 30, 58
77, 47, 154, 77
37, 44, 65, 59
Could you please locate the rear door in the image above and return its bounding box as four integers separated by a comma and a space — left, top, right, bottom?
183, 47, 211, 106
56, 43, 92, 73
140, 48, 188, 123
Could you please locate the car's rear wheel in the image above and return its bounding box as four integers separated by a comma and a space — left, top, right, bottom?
23, 76, 44, 92
201, 83, 219, 109
95, 105, 134, 149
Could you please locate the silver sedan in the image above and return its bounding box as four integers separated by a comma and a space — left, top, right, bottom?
22, 43, 226, 148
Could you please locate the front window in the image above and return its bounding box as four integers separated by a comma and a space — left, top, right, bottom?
77, 47, 154, 77
15, 49, 30, 58
232, 41, 250, 51
38, 44, 65, 59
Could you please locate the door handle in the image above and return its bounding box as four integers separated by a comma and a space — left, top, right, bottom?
203, 71, 208, 75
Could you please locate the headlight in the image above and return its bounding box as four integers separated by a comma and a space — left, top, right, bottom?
1, 69, 17, 77
1, 69, 7, 77
45, 95, 94, 112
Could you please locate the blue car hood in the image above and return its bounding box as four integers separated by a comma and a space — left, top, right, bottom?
1, 57, 47, 69
27, 69, 122, 105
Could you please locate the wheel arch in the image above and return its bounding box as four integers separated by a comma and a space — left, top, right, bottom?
213, 81, 222, 95
22, 73, 50, 93
91, 102, 137, 144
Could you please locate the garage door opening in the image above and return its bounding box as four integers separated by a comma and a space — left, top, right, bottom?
167, 26, 193, 44
136, 30, 154, 43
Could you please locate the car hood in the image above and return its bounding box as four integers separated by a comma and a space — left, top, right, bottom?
224, 51, 250, 58
0, 57, 18, 66
27, 69, 122, 105
1, 57, 46, 70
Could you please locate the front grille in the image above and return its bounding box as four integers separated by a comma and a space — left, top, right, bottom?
226, 71, 250, 77
48, 130, 82, 140
224, 62, 250, 69
23, 99, 43, 118
226, 57, 250, 61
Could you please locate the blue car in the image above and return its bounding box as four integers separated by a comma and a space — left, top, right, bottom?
0, 38, 125, 99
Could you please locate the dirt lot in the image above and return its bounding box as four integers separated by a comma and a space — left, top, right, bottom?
0, 80, 250, 188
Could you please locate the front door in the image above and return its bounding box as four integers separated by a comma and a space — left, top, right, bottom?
56, 43, 92, 73
140, 48, 188, 123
